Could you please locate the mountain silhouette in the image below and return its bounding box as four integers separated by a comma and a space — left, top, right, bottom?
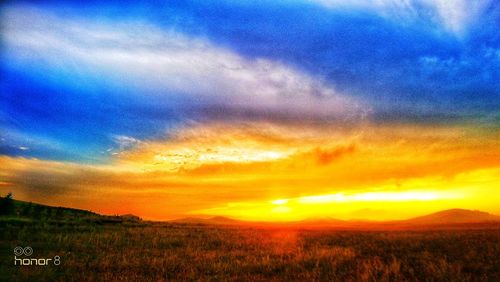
404, 209, 500, 225
3, 199, 499, 227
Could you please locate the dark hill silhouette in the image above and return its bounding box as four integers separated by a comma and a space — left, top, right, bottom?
0, 198, 141, 225
404, 209, 500, 225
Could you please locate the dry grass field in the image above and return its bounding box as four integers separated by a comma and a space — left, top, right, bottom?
1, 217, 500, 281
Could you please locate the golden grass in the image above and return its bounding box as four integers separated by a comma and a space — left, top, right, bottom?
1, 221, 499, 281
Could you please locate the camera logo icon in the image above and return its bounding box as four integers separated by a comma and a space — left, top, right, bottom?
14, 246, 33, 256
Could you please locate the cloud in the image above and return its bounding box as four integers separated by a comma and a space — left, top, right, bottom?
1, 1, 498, 165
312, 0, 493, 36
1, 122, 499, 219
126, 0, 497, 117
2, 4, 378, 161
3, 6, 365, 120
425, 0, 492, 35
112, 135, 141, 154
308, 144, 357, 166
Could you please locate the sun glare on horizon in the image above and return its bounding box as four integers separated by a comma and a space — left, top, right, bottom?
1, 0, 499, 222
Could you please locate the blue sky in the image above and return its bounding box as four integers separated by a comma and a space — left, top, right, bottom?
1, 0, 499, 163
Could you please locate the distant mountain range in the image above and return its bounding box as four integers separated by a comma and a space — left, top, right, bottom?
2, 198, 499, 228
171, 209, 500, 228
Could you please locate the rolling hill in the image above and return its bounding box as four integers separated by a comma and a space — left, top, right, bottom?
404, 209, 500, 225
0, 198, 141, 225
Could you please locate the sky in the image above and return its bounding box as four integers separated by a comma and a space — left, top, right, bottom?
1, 0, 499, 221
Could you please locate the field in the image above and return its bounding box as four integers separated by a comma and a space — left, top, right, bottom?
2, 216, 500, 281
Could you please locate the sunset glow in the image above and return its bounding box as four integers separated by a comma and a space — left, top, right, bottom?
1, 1, 499, 222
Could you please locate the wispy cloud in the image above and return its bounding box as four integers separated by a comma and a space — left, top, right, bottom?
3, 6, 366, 120
312, 0, 492, 36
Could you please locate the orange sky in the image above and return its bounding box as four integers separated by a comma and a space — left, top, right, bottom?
1, 121, 499, 221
